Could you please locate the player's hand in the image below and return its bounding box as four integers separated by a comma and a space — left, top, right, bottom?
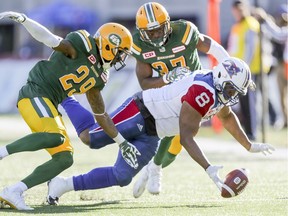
119, 141, 141, 169
206, 165, 224, 192
249, 143, 275, 155
0, 11, 27, 23
163, 67, 192, 83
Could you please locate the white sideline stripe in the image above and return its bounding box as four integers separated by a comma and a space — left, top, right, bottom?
222, 184, 235, 197
34, 97, 49, 117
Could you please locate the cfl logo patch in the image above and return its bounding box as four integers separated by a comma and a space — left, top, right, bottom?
142, 51, 156, 59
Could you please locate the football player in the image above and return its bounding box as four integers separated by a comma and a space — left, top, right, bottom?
0, 11, 135, 210
46, 57, 274, 205
131, 2, 230, 197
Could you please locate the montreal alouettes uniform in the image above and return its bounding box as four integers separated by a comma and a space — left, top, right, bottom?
143, 70, 224, 138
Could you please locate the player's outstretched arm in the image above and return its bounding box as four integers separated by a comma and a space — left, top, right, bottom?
0, 11, 62, 48
217, 106, 275, 155
179, 102, 224, 191
0, 11, 76, 58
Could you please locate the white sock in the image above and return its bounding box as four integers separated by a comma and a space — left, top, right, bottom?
65, 177, 75, 191
150, 161, 162, 170
9, 182, 28, 193
0, 146, 9, 158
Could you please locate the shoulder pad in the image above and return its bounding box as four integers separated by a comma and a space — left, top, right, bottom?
181, 21, 198, 45
75, 30, 93, 52
131, 43, 142, 56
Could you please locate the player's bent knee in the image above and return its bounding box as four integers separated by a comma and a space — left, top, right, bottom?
116, 169, 133, 187
43, 133, 66, 148
79, 129, 90, 146
52, 151, 74, 170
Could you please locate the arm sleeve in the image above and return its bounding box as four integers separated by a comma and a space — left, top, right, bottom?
207, 38, 230, 63
22, 17, 62, 48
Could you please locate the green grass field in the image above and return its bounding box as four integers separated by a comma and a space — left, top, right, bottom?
0, 115, 287, 216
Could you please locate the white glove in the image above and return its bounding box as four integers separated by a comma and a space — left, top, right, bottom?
205, 165, 224, 192
119, 141, 141, 169
249, 143, 275, 155
0, 11, 27, 23
163, 67, 192, 83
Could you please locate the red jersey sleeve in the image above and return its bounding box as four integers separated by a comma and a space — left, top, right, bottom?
181, 84, 215, 116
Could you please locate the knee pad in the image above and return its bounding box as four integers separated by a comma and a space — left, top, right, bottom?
52, 151, 74, 170
114, 168, 133, 187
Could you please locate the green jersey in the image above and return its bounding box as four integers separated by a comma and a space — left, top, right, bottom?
131, 19, 202, 76
18, 30, 108, 107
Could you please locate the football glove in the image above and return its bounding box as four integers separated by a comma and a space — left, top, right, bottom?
0, 11, 27, 23
206, 165, 224, 192
249, 143, 275, 155
163, 67, 192, 83
119, 140, 141, 169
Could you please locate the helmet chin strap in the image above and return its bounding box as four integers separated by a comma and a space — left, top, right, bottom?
102, 61, 111, 70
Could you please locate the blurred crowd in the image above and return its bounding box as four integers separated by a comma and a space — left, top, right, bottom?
227, 0, 287, 140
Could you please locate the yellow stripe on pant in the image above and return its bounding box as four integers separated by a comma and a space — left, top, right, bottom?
17, 97, 73, 155
168, 135, 182, 155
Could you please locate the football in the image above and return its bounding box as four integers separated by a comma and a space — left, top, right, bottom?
221, 168, 249, 198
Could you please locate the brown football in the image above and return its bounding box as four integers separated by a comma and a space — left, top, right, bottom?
221, 168, 249, 198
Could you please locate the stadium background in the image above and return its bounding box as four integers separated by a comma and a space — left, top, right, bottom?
0, 2, 287, 215
0, 0, 286, 117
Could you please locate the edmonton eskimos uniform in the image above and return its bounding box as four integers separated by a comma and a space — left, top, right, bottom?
132, 19, 202, 155
132, 20, 202, 76
17, 30, 108, 155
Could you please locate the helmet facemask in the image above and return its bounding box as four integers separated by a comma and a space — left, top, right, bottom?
138, 20, 171, 47
216, 81, 241, 106
110, 47, 131, 71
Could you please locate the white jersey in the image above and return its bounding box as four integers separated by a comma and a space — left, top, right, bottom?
143, 70, 223, 138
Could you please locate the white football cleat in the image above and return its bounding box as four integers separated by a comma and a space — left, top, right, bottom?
0, 187, 33, 210
146, 162, 162, 195
47, 176, 73, 205
133, 163, 149, 198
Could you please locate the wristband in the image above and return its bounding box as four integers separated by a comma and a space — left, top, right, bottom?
113, 133, 125, 145
162, 74, 170, 84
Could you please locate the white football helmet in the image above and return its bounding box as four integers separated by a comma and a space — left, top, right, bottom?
213, 57, 255, 106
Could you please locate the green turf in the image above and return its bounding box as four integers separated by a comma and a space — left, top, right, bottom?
0, 115, 287, 216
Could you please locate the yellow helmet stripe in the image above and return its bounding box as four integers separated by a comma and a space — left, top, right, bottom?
76, 30, 92, 52
181, 22, 192, 45
144, 3, 156, 24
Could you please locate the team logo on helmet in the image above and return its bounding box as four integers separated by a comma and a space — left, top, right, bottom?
108, 34, 121, 46
223, 59, 242, 78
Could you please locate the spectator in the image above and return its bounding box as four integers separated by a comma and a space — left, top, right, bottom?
227, 0, 270, 140
254, 5, 288, 128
